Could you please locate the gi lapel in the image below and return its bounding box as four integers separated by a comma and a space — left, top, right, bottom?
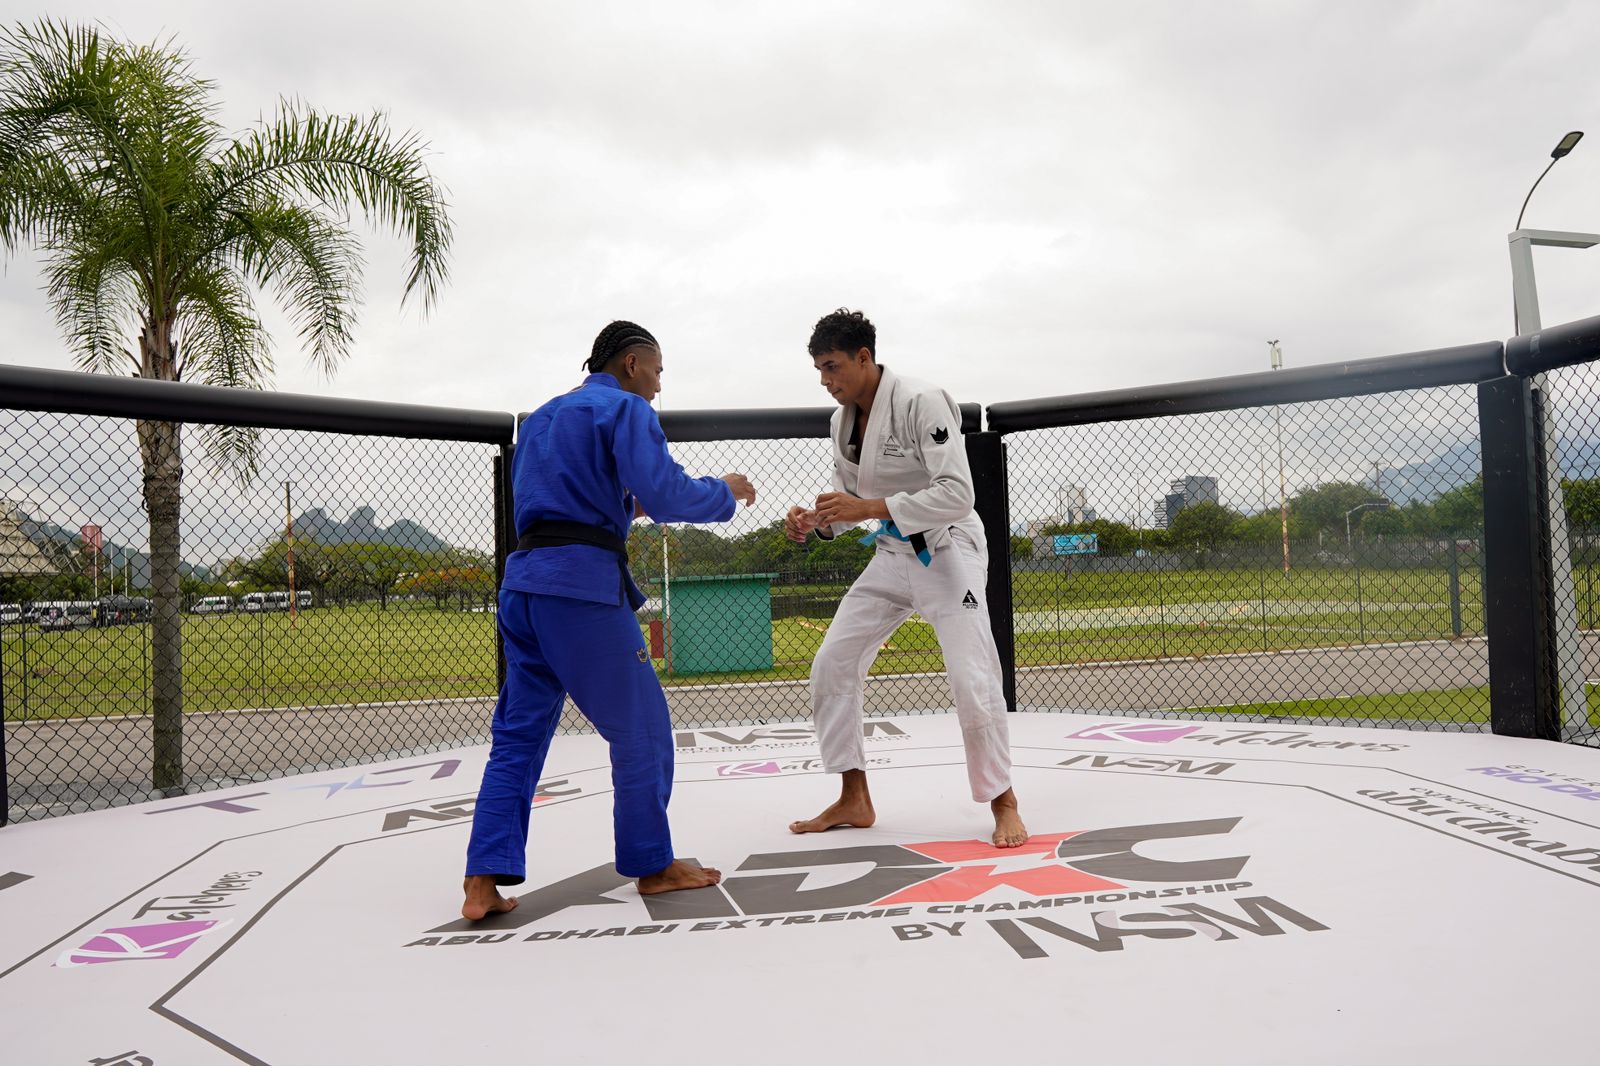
857, 365, 898, 496
833, 405, 860, 491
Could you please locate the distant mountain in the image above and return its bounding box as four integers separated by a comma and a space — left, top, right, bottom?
290, 506, 451, 553
15, 511, 214, 588
1372, 436, 1600, 505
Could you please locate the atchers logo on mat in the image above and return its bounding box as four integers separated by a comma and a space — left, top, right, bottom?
1067, 720, 1408, 753
718, 761, 783, 777
56, 920, 229, 967
411, 817, 1328, 960
676, 720, 908, 751
1068, 722, 1204, 744
716, 756, 887, 778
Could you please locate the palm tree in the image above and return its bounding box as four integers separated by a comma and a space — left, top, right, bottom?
0, 21, 452, 791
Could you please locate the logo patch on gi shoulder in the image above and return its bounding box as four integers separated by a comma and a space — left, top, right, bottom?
636, 648, 649, 663
930, 427, 950, 445
961, 590, 979, 609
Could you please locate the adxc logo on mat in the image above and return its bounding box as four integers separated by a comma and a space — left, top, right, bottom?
57, 920, 229, 967
1067, 722, 1202, 744
410, 817, 1329, 963
421, 816, 1252, 936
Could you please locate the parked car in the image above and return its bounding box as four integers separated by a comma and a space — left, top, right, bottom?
241, 591, 290, 612
0, 603, 20, 626
240, 591, 311, 612
96, 596, 152, 625
38, 601, 95, 631
191, 595, 235, 615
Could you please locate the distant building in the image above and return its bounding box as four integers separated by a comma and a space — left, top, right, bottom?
1153, 475, 1219, 529
1172, 476, 1219, 507
1056, 485, 1090, 525
1023, 484, 1096, 543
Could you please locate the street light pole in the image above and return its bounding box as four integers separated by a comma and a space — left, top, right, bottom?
1509, 131, 1592, 740
1346, 502, 1393, 546
1269, 340, 1289, 574
284, 480, 298, 628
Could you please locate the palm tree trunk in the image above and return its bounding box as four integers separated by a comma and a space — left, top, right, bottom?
137, 415, 185, 792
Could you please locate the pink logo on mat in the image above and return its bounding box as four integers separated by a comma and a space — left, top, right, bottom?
1066, 722, 1203, 744
717, 761, 783, 778
56, 920, 228, 967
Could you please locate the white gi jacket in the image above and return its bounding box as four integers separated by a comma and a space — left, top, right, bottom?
819, 365, 985, 560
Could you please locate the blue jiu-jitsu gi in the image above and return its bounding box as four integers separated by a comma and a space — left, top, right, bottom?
465, 372, 735, 883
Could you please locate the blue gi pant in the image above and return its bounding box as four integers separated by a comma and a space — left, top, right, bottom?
465, 588, 675, 883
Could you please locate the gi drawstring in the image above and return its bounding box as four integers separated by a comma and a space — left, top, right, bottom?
859, 520, 932, 566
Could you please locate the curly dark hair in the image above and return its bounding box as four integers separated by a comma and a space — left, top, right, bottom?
585, 320, 659, 373
807, 308, 875, 359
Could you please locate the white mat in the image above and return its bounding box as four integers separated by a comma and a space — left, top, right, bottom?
4, 711, 1598, 1065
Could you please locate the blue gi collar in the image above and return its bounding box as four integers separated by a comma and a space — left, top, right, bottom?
583, 372, 622, 389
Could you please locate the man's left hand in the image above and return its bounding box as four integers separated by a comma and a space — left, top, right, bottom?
814, 492, 889, 527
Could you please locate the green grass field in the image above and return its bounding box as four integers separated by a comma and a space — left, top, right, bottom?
3, 605, 497, 721
3, 560, 1590, 723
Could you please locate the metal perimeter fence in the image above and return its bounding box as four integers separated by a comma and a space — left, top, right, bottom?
4, 311, 1600, 821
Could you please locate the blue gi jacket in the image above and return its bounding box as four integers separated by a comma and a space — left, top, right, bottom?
502, 373, 735, 608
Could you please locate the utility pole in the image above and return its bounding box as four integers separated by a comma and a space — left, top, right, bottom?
1269, 340, 1289, 573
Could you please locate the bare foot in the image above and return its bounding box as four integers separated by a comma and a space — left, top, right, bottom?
638, 859, 723, 895
991, 788, 1029, 849
461, 874, 519, 921
789, 795, 876, 834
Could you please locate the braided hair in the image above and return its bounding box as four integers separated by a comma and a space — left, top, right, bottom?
585, 320, 660, 373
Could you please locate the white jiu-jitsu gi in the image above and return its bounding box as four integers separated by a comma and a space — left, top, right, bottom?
812, 364, 1012, 801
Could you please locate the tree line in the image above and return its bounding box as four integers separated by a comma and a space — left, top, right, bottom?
629, 475, 1600, 578
194, 538, 495, 609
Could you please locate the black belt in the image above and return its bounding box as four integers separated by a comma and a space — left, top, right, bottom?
515, 521, 626, 556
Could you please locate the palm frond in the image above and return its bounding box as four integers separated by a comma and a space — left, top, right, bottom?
44, 238, 142, 372
173, 265, 271, 388
176, 266, 269, 485
1, 20, 220, 297
197, 422, 261, 488
208, 100, 451, 311
223, 197, 362, 377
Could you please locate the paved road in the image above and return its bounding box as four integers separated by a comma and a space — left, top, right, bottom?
9, 633, 1600, 821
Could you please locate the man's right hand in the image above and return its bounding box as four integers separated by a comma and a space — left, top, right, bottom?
785, 505, 821, 543
721, 473, 756, 506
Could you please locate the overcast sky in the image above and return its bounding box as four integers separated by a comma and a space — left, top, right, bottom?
5, 0, 1599, 420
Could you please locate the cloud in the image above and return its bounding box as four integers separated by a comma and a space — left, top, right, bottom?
6, 0, 1600, 437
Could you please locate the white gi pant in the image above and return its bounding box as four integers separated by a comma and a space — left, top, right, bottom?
811, 529, 1012, 802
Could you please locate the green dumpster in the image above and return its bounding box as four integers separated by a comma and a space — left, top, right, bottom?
666, 573, 777, 674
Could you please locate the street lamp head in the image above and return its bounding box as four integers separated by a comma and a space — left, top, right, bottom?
1516, 132, 1585, 233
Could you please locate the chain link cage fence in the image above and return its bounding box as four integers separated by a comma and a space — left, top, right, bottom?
9, 320, 1600, 822
1, 402, 984, 822
1002, 382, 1498, 730
1535, 362, 1600, 747
2, 408, 501, 821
